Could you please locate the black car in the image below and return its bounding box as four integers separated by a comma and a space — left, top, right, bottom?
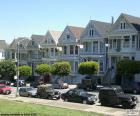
0, 80, 11, 86
14, 80, 26, 87
61, 89, 97, 105
37, 84, 60, 100
99, 86, 138, 109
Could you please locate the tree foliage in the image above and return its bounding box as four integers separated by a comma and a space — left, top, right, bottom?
35, 64, 51, 75
0, 60, 16, 80
51, 61, 71, 77
78, 61, 99, 75
18, 65, 31, 77
116, 59, 140, 78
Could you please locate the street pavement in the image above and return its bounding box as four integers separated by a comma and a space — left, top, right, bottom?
0, 85, 140, 116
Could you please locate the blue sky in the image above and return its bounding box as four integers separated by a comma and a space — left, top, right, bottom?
0, 0, 140, 43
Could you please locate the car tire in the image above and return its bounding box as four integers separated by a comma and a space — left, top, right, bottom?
64, 98, 68, 102
133, 89, 137, 94
5, 90, 11, 95
122, 102, 131, 109
82, 100, 87, 104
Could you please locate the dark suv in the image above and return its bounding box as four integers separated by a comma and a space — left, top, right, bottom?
37, 84, 60, 100
61, 89, 97, 105
99, 86, 138, 109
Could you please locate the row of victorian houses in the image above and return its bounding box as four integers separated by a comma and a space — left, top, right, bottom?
1, 13, 140, 84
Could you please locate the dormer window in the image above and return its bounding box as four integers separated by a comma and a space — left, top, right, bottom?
89, 29, 94, 37
67, 35, 70, 39
120, 22, 126, 29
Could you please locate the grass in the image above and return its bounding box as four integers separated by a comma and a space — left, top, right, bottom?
0, 99, 102, 116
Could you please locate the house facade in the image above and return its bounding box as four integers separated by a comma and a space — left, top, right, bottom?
58, 26, 84, 83
41, 30, 62, 64
0, 40, 8, 60
80, 20, 111, 74
108, 13, 140, 68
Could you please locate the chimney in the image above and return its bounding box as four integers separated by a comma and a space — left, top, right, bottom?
111, 16, 114, 25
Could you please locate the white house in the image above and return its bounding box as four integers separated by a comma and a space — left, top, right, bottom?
41, 30, 62, 64
108, 13, 140, 68
80, 20, 111, 74
0, 40, 8, 60
58, 26, 84, 83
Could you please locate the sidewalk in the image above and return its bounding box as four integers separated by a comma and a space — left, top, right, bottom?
0, 95, 132, 116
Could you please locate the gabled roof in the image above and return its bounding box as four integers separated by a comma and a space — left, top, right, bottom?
0, 40, 8, 49
121, 13, 140, 31
89, 20, 111, 35
49, 30, 62, 44
9, 37, 30, 49
68, 26, 84, 39
31, 34, 45, 44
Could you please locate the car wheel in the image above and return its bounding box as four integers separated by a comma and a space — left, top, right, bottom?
133, 90, 137, 94
64, 98, 68, 102
122, 102, 131, 109
5, 91, 11, 95
28, 94, 32, 97
82, 100, 87, 104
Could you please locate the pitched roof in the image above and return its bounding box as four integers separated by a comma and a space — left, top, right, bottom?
122, 13, 140, 31
68, 26, 84, 39
0, 40, 8, 49
90, 20, 111, 35
49, 30, 62, 44
31, 34, 45, 44
9, 37, 29, 49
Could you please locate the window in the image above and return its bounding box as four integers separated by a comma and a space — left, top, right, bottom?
93, 41, 98, 53
75, 46, 78, 54
51, 40, 54, 43
89, 29, 94, 37
113, 39, 116, 48
132, 35, 135, 48
51, 48, 54, 56
32, 41, 35, 45
67, 35, 70, 39
64, 46, 67, 54
75, 61, 78, 72
100, 60, 103, 72
123, 37, 130, 48
120, 22, 126, 29
70, 45, 74, 54
2, 52, 5, 57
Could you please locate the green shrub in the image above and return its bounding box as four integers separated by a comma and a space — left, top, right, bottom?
35, 64, 51, 75
78, 61, 99, 75
51, 61, 71, 77
18, 65, 31, 77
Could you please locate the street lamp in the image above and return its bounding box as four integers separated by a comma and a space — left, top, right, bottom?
15, 42, 20, 97
105, 43, 109, 71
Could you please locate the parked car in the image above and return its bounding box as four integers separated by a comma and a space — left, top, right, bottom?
19, 87, 37, 97
61, 89, 97, 105
37, 84, 60, 99
52, 83, 69, 89
99, 86, 138, 109
14, 80, 26, 87
0, 84, 12, 95
0, 80, 11, 86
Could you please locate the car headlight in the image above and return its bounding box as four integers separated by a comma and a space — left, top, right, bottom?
88, 97, 93, 101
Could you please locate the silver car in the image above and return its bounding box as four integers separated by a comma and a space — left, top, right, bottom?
19, 87, 37, 97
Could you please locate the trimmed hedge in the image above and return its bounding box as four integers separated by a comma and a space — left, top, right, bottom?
51, 61, 71, 77
78, 61, 99, 75
19, 65, 31, 77
116, 59, 140, 78
35, 64, 51, 75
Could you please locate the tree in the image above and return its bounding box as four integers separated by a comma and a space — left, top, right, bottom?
0, 60, 16, 81
116, 59, 140, 78
51, 61, 71, 77
18, 65, 31, 77
35, 64, 51, 76
78, 61, 99, 75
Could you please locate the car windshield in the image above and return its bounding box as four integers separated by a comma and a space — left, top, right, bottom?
27, 88, 34, 91
116, 88, 124, 94
79, 91, 87, 96
0, 86, 5, 88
